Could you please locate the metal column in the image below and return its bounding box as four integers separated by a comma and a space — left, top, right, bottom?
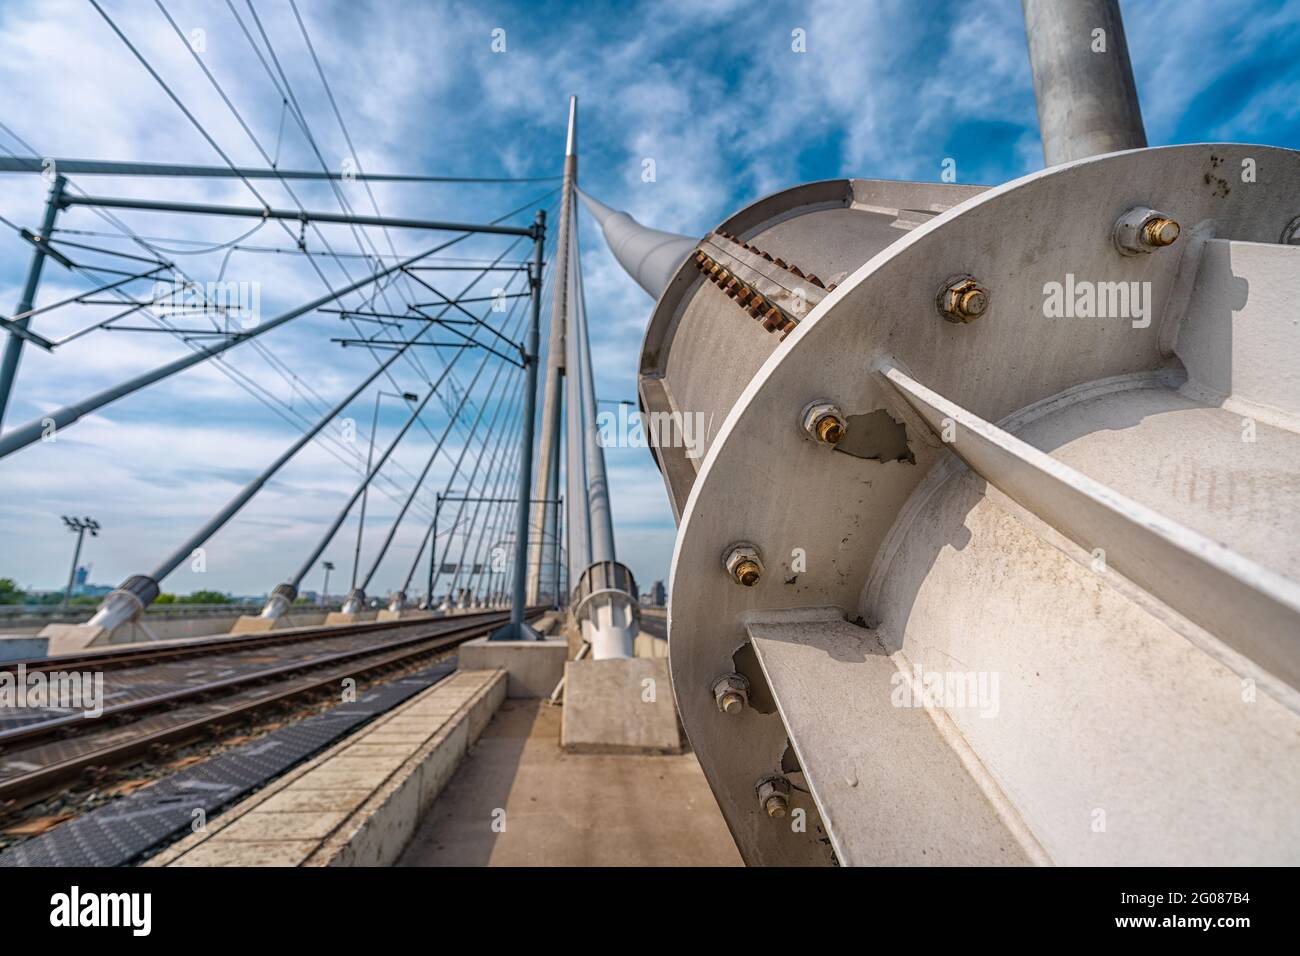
493, 210, 547, 639
529, 96, 577, 606
0, 174, 65, 428
1022, 0, 1147, 166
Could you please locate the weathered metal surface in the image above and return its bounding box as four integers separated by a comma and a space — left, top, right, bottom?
636, 178, 985, 518
656, 145, 1300, 865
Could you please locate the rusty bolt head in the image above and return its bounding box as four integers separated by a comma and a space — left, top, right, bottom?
937, 276, 989, 323
817, 416, 844, 444
712, 673, 750, 714
801, 400, 847, 445
756, 776, 791, 818
1114, 206, 1180, 255
1142, 216, 1180, 247
724, 543, 763, 587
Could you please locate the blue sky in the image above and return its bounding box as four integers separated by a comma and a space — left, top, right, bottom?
0, 0, 1298, 599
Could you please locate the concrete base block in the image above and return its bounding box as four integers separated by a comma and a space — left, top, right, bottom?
634, 631, 668, 659
35, 623, 108, 656
458, 637, 567, 698
376, 609, 435, 622
230, 615, 280, 634
0, 635, 55, 662
324, 611, 362, 625
561, 657, 684, 755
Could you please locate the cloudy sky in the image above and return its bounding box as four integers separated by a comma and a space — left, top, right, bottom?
0, 0, 1297, 601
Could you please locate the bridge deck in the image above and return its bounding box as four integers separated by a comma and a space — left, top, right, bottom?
397, 697, 740, 867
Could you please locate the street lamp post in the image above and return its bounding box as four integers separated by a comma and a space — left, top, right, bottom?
320, 560, 335, 607
61, 515, 100, 607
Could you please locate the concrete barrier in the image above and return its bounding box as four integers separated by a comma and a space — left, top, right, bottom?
561, 657, 683, 754
458, 637, 568, 699
148, 669, 506, 867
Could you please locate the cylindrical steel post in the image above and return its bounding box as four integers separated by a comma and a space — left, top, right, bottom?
63, 525, 86, 607
507, 211, 547, 630
529, 96, 577, 604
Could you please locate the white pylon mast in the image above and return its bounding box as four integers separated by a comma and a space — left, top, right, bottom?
528, 97, 577, 605
534, 97, 639, 659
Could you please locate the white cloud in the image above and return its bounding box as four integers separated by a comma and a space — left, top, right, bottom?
0, 0, 1289, 601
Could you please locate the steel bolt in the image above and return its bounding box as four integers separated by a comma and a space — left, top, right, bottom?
756, 776, 791, 819
723, 543, 763, 587
1114, 206, 1181, 255
937, 276, 989, 323
1142, 216, 1180, 247
712, 673, 750, 714
801, 399, 847, 446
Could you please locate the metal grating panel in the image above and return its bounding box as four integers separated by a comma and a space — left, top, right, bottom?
0, 661, 456, 867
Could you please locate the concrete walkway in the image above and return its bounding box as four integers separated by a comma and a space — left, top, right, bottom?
397, 698, 742, 866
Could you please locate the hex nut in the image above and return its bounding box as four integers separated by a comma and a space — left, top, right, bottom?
1113, 206, 1181, 255
712, 673, 751, 714
801, 400, 847, 445
756, 775, 791, 818
724, 543, 763, 587
937, 275, 989, 323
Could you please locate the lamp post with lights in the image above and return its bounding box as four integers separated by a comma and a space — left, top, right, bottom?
61, 515, 100, 607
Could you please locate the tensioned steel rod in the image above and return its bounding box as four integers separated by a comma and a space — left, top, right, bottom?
411, 252, 556, 601
400, 291, 533, 598
288, 382, 437, 589
288, 271, 534, 589
0, 235, 463, 460
439, 378, 527, 603
0, 174, 66, 428
465, 425, 532, 604
349, 391, 390, 591
445, 374, 528, 601
61, 194, 536, 238
383, 279, 534, 597
359, 300, 526, 591
401, 357, 524, 597
0, 156, 560, 183
147, 344, 411, 583
572, 238, 617, 564
563, 214, 591, 588
8, 265, 170, 325
440, 274, 545, 604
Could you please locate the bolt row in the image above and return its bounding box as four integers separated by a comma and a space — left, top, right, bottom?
936, 206, 1182, 324
713, 230, 834, 290
693, 249, 798, 339
699, 205, 1186, 829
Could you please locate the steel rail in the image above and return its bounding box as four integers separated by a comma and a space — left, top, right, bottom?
0, 609, 542, 750
0, 607, 512, 675
0, 609, 544, 805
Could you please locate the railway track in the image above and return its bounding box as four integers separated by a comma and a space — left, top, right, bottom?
0, 608, 541, 808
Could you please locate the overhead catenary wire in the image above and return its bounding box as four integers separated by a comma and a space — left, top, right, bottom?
289, 288, 534, 590
1, 10, 563, 606
424, 239, 557, 601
